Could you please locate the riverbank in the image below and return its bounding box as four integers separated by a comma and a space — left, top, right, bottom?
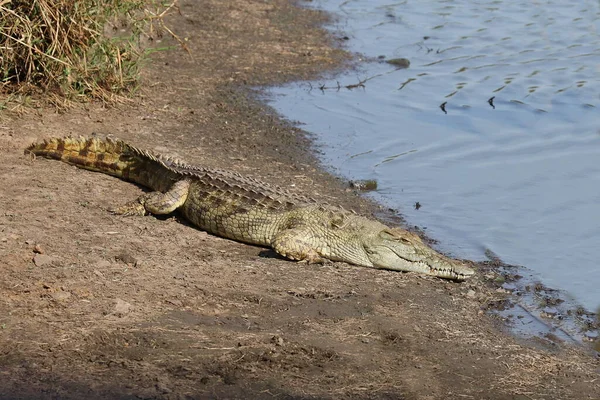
0, 1, 598, 399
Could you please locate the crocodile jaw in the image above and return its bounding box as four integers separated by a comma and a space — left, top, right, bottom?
380, 258, 475, 281
363, 228, 475, 281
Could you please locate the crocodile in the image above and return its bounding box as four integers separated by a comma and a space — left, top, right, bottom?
25, 136, 475, 280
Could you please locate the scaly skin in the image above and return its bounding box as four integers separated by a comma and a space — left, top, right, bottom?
25, 137, 475, 280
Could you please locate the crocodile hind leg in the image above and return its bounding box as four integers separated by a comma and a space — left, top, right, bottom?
112, 179, 191, 216
271, 227, 326, 264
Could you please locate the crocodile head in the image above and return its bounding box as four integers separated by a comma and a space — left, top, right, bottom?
362, 228, 475, 281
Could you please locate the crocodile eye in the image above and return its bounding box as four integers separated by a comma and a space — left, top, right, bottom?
379, 230, 397, 240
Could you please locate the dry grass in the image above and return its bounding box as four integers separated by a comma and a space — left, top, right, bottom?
0, 0, 181, 106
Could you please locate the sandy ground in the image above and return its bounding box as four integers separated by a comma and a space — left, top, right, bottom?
0, 1, 599, 399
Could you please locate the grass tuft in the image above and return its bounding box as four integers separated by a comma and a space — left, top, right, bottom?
0, 0, 181, 105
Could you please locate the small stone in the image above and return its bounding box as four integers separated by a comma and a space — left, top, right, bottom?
113, 298, 132, 316
115, 252, 137, 266
173, 272, 186, 280
33, 244, 44, 254
51, 291, 72, 302
95, 260, 111, 270
33, 254, 54, 267
348, 179, 378, 192
271, 335, 284, 346
386, 58, 410, 68
466, 290, 476, 298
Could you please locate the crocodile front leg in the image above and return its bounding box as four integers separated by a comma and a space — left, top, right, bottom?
271, 226, 326, 264
112, 179, 191, 216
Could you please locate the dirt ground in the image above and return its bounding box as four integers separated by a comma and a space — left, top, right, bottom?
1, 1, 599, 399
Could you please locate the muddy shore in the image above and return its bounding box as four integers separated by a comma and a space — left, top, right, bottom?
0, 1, 598, 399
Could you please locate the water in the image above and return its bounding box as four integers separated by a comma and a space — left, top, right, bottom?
267, 0, 600, 310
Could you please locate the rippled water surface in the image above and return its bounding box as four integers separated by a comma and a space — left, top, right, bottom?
268, 0, 600, 309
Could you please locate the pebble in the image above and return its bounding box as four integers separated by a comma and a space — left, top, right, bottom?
349, 179, 378, 192
116, 252, 137, 266
95, 260, 111, 270
33, 254, 54, 267
386, 58, 411, 68
271, 335, 284, 346
113, 298, 133, 316
51, 291, 72, 302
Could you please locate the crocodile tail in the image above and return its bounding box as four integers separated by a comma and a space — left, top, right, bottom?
25, 136, 148, 182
